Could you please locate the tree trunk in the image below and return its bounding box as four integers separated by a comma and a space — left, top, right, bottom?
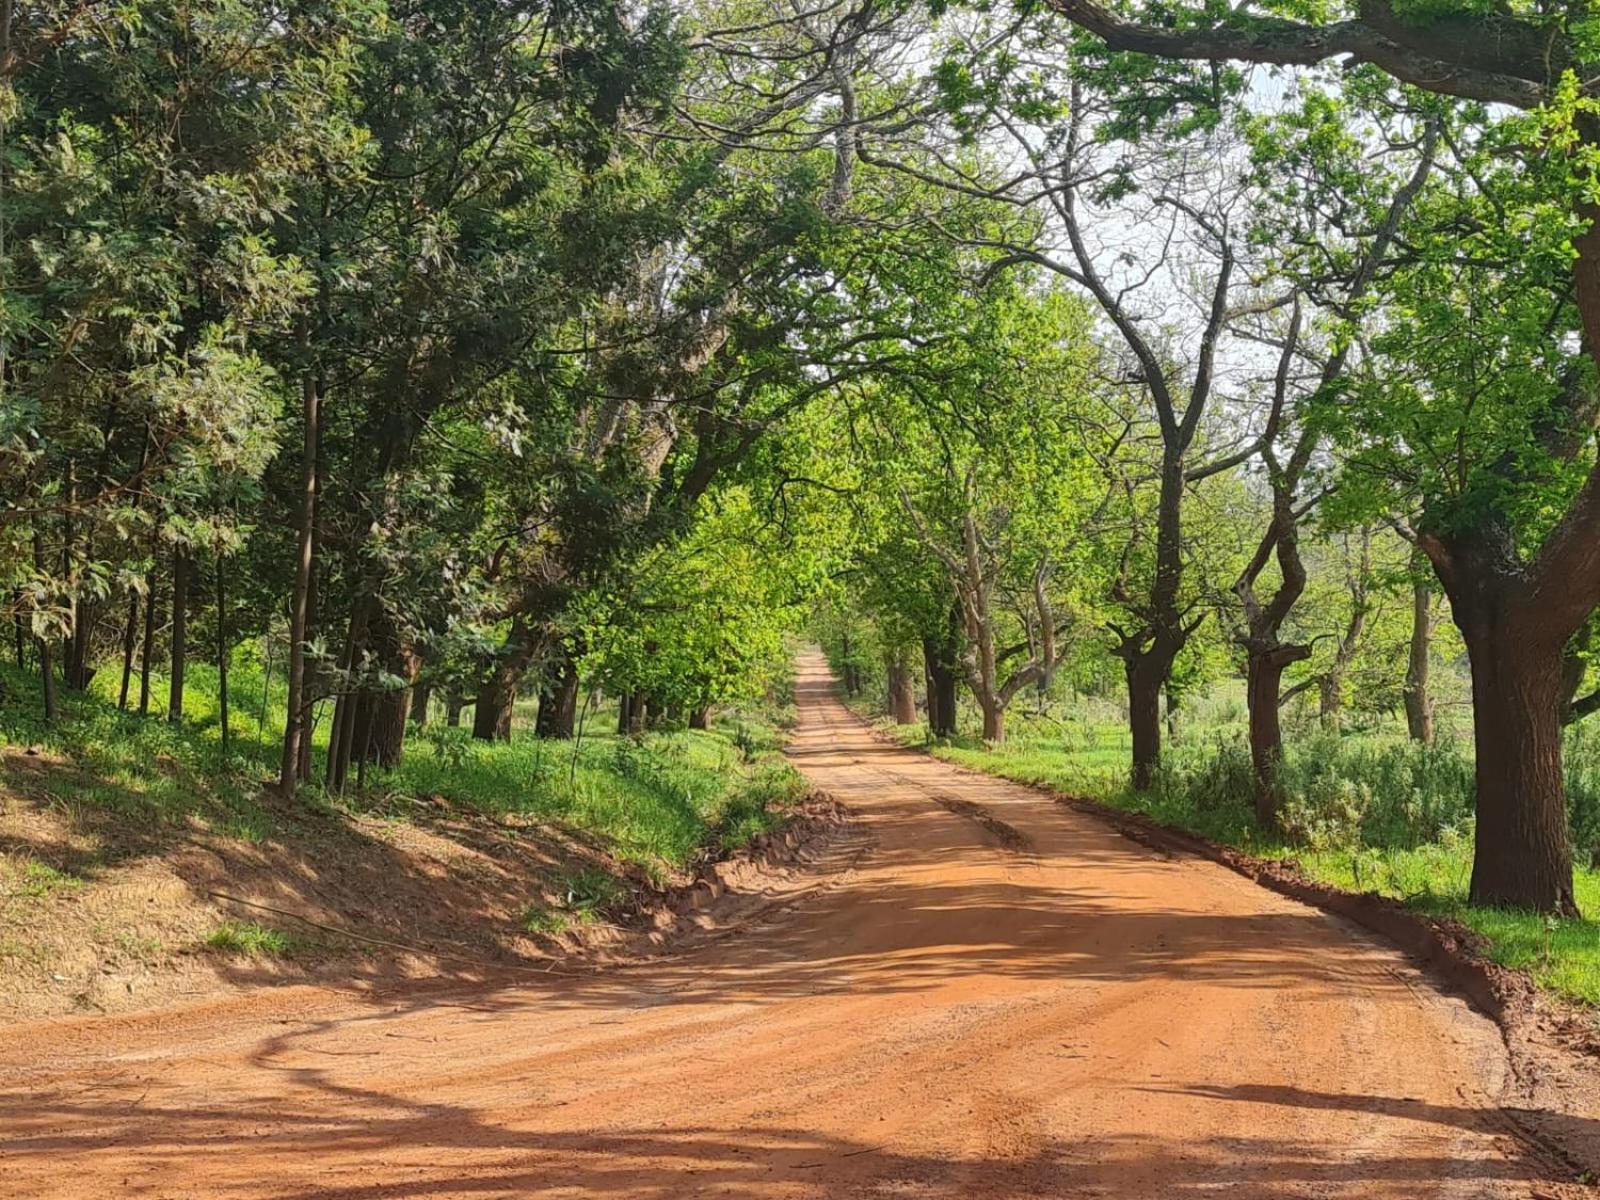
215, 556, 230, 753
1245, 646, 1307, 827
689, 704, 710, 730
13, 609, 25, 669
617, 692, 633, 735
922, 605, 961, 738
325, 600, 367, 790
1318, 674, 1342, 729
1460, 625, 1577, 914
473, 618, 532, 742
279, 369, 319, 792
980, 702, 1005, 743
65, 598, 92, 690
32, 527, 56, 723
536, 653, 580, 739
37, 633, 57, 724
358, 624, 415, 769
167, 549, 188, 723
365, 688, 411, 769
1126, 656, 1165, 792
472, 668, 518, 741
1404, 573, 1435, 744
138, 571, 157, 716
409, 681, 431, 726
118, 590, 139, 711
887, 659, 916, 724
446, 694, 465, 727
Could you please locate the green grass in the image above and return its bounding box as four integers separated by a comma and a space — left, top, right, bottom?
852, 687, 1600, 1010
0, 646, 808, 892
205, 920, 295, 957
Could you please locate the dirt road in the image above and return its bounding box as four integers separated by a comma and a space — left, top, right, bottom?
0, 654, 1567, 1198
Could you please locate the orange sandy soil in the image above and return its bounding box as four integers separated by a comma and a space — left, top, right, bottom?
0, 654, 1591, 1198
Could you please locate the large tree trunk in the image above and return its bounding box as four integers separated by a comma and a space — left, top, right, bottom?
359, 624, 415, 769
1245, 645, 1308, 827
922, 638, 959, 738
1460, 624, 1576, 914
167, 550, 188, 723
409, 681, 432, 726
280, 368, 320, 790
473, 667, 519, 741
1126, 655, 1165, 792
446, 694, 465, 727
689, 704, 710, 730
887, 658, 917, 724
980, 702, 1005, 743
1405, 573, 1435, 744
536, 652, 580, 739
473, 619, 534, 742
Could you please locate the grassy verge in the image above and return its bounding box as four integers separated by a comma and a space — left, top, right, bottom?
845, 688, 1600, 1010
1, 647, 808, 901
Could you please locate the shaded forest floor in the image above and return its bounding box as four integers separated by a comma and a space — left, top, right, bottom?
0, 658, 809, 1021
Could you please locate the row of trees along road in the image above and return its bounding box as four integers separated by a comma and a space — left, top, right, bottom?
4, 0, 1600, 916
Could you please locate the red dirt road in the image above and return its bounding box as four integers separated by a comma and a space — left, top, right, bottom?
0, 655, 1569, 1198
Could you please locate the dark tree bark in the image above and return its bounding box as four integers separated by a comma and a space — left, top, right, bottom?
1459, 616, 1574, 915
616, 691, 633, 735
1425, 526, 1583, 915
473, 665, 520, 741
887, 656, 917, 725
922, 606, 961, 739
65, 598, 93, 691
138, 570, 158, 716
446, 694, 466, 727
409, 680, 432, 726
167, 550, 188, 723
474, 618, 533, 742
689, 704, 710, 730
1124, 652, 1171, 791
279, 369, 319, 791
13, 608, 24, 669
536, 652, 580, 739
1404, 567, 1435, 744
359, 625, 415, 769
118, 590, 139, 711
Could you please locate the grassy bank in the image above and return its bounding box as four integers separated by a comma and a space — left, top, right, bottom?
0, 646, 808, 1015
0, 648, 805, 880
844, 687, 1600, 1010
